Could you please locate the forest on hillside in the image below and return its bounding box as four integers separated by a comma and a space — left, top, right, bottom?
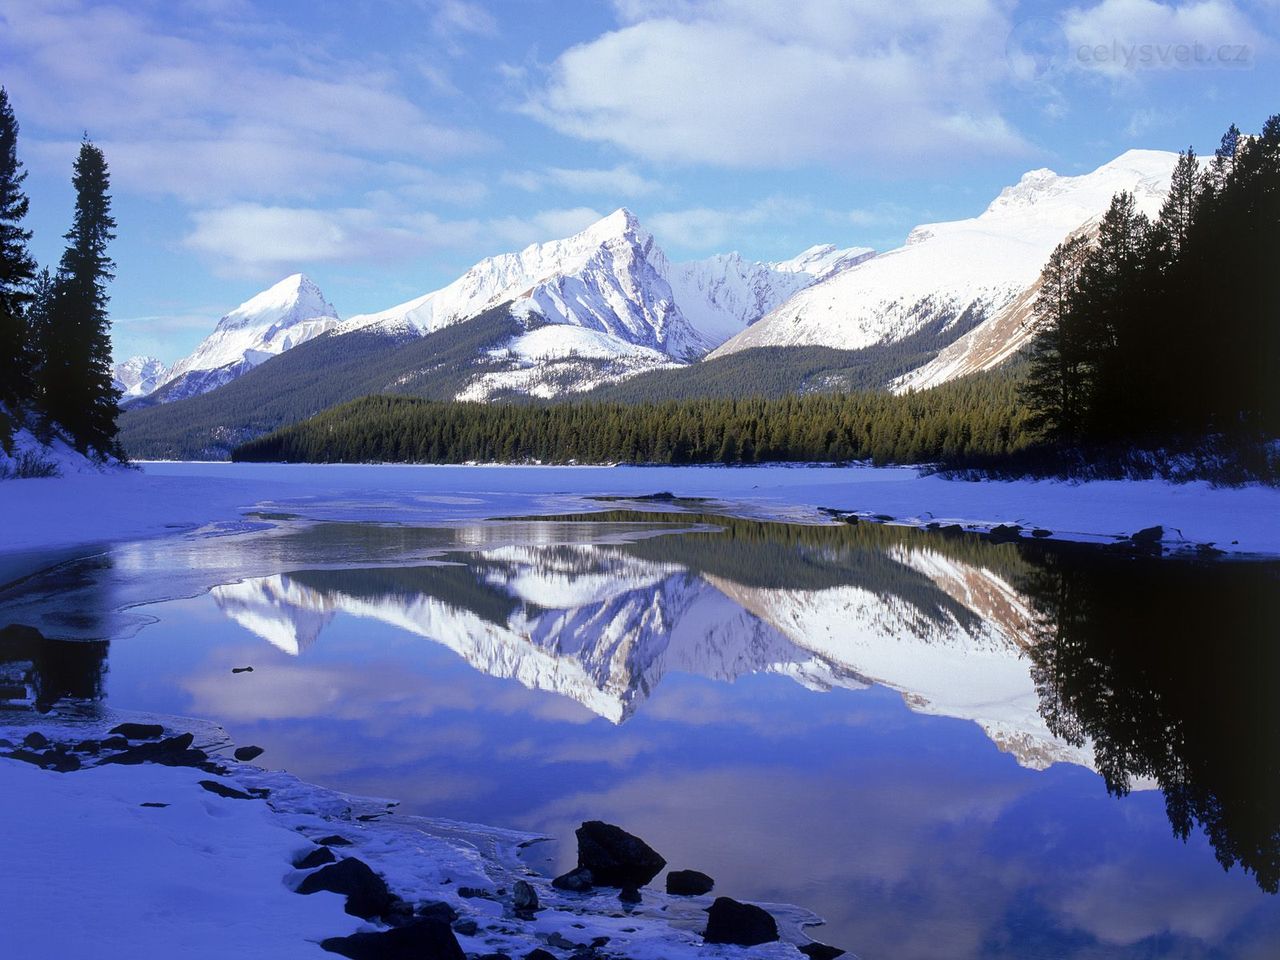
233, 369, 1033, 466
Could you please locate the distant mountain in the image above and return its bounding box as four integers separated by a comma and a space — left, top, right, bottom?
338, 208, 871, 399
711, 151, 1179, 383
119, 150, 1180, 460
130, 274, 340, 405
111, 356, 168, 399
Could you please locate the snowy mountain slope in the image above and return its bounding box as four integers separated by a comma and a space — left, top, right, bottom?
337, 210, 872, 400
112, 356, 168, 399
341, 209, 708, 358
149, 274, 340, 404
667, 244, 873, 346
710, 150, 1178, 363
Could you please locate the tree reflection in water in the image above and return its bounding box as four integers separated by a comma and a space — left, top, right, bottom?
1022, 548, 1280, 892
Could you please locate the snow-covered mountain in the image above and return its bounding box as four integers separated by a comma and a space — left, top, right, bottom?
710, 150, 1179, 371
111, 356, 168, 399
340, 209, 872, 399
140, 274, 340, 403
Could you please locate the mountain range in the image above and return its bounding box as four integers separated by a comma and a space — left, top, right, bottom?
117, 149, 1178, 458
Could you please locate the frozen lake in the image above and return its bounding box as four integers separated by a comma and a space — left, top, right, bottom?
2, 466, 1279, 958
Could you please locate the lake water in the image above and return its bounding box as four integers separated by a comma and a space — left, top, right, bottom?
2, 498, 1278, 959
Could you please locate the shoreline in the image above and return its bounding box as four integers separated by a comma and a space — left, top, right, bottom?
0, 463, 1277, 571
2, 710, 833, 960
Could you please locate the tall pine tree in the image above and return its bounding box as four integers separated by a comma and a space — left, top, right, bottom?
1021, 234, 1090, 443
44, 138, 120, 457
0, 87, 37, 440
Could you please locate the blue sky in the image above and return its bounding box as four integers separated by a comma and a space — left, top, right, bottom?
1, 0, 1276, 363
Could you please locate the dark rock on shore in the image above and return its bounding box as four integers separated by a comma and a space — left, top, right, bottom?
297, 857, 394, 920
110, 722, 165, 740
1031, 528, 1053, 538
320, 917, 464, 960
703, 897, 779, 946
139, 802, 169, 808
799, 942, 846, 959
6, 746, 81, 772
619, 886, 641, 904
575, 821, 666, 887
99, 732, 208, 768
1131, 525, 1164, 545
317, 834, 353, 846
451, 918, 478, 936
987, 523, 1022, 543
231, 666, 254, 673
552, 867, 594, 893
199, 779, 255, 800
523, 950, 557, 960
233, 745, 264, 762
666, 869, 714, 895
22, 731, 49, 749
294, 846, 337, 869
416, 900, 457, 923
512, 879, 539, 913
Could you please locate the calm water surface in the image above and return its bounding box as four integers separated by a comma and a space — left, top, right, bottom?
2, 507, 1278, 959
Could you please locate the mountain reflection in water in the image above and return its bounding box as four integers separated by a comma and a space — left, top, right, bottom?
203, 512, 1280, 895
2, 510, 1278, 955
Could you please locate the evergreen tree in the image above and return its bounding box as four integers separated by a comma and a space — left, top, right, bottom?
45, 138, 120, 456
1153, 147, 1199, 262
1022, 235, 1089, 443
0, 87, 37, 427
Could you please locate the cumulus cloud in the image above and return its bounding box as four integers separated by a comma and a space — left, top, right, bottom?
524, 0, 1030, 169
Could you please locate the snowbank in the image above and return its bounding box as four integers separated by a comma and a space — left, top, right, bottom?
1, 716, 821, 960
1, 463, 1277, 566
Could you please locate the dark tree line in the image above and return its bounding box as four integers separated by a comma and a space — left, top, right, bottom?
1022, 115, 1280, 449
233, 370, 1034, 466
0, 87, 120, 464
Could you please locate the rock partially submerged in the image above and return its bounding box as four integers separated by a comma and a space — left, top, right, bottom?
233, 745, 264, 762
575, 821, 666, 887
666, 869, 714, 896
551, 867, 594, 893
110, 722, 165, 740
703, 896, 779, 946
799, 941, 846, 959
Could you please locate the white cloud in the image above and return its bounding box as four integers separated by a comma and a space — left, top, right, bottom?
0, 0, 490, 203
1064, 0, 1263, 77
525, 0, 1029, 169
501, 165, 661, 197
488, 207, 607, 247
648, 196, 814, 250
182, 203, 609, 279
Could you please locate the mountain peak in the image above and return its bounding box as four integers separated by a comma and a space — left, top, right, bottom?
215, 274, 338, 335
578, 207, 648, 246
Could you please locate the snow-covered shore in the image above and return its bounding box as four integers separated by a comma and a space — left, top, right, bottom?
1, 714, 823, 960
1, 462, 1278, 565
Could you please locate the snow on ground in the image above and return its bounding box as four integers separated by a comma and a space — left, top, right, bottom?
1, 463, 1278, 569
1, 715, 820, 960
